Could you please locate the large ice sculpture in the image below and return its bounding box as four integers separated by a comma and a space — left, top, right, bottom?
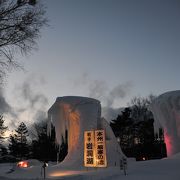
150, 91, 180, 156
48, 96, 124, 168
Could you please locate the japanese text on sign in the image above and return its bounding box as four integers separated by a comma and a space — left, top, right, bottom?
94, 130, 107, 167
84, 130, 107, 167
84, 131, 95, 167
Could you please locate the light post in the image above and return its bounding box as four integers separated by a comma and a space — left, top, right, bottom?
42, 161, 48, 179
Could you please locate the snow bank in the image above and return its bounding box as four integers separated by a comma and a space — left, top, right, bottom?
1, 156, 180, 180
169, 152, 180, 159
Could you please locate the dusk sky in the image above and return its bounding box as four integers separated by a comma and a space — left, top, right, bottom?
3, 0, 180, 127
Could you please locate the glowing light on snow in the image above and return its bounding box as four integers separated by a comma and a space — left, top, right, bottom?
17, 161, 29, 168
49, 170, 85, 177
164, 130, 172, 156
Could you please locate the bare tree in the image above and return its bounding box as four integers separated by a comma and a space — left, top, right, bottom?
128, 95, 156, 122
0, 0, 47, 82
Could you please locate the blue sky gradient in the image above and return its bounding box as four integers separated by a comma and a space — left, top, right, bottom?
4, 0, 180, 124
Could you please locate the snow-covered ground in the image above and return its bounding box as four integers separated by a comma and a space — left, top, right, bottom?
0, 153, 180, 180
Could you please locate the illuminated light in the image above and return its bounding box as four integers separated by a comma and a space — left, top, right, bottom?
17, 161, 29, 168
84, 130, 107, 167
63, 104, 80, 155
142, 157, 146, 161
164, 129, 172, 156
68, 109, 80, 154
84, 131, 95, 167
94, 130, 107, 167
49, 170, 85, 177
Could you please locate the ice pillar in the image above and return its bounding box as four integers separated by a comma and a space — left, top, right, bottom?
48, 96, 124, 168
150, 91, 180, 156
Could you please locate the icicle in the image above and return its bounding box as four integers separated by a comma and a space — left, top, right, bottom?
51, 104, 69, 146
47, 113, 52, 137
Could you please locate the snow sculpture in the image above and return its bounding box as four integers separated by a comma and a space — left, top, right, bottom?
150, 91, 180, 156
48, 96, 124, 168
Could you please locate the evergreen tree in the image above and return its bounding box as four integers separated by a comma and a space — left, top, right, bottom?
0, 115, 8, 143
0, 145, 8, 156
0, 115, 8, 157
110, 108, 134, 149
8, 134, 18, 157
30, 120, 68, 162
16, 122, 29, 159
9, 122, 29, 159
110, 95, 167, 160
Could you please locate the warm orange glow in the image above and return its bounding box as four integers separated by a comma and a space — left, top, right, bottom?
94, 130, 107, 167
164, 129, 172, 156
50, 170, 85, 177
84, 130, 107, 167
17, 161, 29, 168
84, 131, 95, 167
62, 104, 80, 154
68, 109, 80, 154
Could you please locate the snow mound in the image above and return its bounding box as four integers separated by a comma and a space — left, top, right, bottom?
24, 159, 42, 167
169, 152, 180, 159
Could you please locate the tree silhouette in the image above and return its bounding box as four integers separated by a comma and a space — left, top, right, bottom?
0, 0, 47, 82
8, 134, 19, 157
0, 115, 7, 143
30, 121, 68, 162
110, 96, 167, 160
9, 122, 29, 159
110, 108, 134, 149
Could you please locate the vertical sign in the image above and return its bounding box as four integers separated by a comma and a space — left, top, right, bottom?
84, 131, 95, 167
94, 130, 107, 167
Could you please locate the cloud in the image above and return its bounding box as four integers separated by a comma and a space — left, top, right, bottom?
0, 87, 18, 130
74, 73, 133, 121
106, 81, 133, 107
13, 75, 49, 124
0, 88, 17, 118
1, 75, 49, 131
89, 80, 108, 100
20, 80, 48, 109
101, 106, 124, 121
88, 80, 133, 121
0, 88, 11, 114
